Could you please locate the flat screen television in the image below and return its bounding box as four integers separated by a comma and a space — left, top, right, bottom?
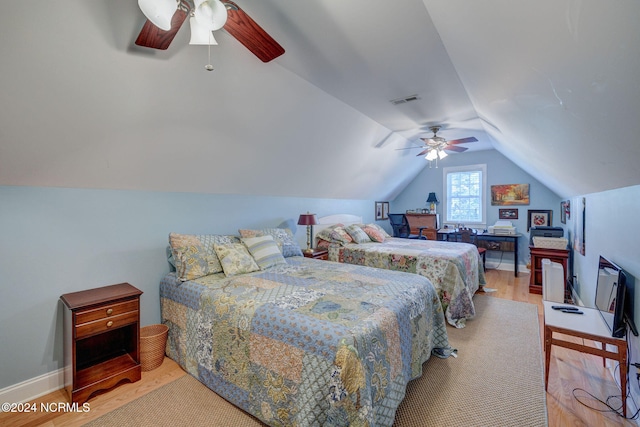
594, 255, 638, 338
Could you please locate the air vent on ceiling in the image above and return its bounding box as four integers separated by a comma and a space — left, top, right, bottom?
390, 94, 420, 105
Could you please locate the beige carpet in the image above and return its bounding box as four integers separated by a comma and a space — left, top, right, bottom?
85, 295, 547, 427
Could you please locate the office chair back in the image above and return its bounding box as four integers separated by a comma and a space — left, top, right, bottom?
389, 214, 422, 239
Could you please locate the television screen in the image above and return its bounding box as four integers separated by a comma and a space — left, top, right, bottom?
594, 256, 636, 338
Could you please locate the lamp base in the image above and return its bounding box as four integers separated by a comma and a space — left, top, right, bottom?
303, 248, 314, 254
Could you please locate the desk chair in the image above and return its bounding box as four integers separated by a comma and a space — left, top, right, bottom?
458, 228, 487, 270
388, 214, 423, 239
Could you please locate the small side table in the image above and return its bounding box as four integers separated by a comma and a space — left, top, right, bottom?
543, 300, 628, 416
60, 283, 142, 403
530, 246, 569, 294
303, 248, 329, 260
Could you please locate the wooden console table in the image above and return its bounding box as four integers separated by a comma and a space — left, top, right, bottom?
543, 300, 628, 416
405, 213, 439, 240
529, 246, 569, 295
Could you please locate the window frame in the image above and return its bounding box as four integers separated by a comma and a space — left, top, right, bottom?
443, 164, 487, 227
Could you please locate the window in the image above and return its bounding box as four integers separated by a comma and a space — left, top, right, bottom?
443, 164, 487, 225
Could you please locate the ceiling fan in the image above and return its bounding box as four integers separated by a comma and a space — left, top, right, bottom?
135, 0, 285, 63
399, 125, 478, 162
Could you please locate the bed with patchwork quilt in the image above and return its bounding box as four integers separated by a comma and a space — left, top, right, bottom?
161, 233, 450, 427
314, 215, 486, 328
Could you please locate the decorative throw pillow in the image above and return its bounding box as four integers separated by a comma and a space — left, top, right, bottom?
345, 224, 371, 244
169, 233, 222, 281
362, 225, 386, 243
366, 223, 392, 238
213, 243, 260, 277
314, 225, 339, 243
238, 228, 304, 258
330, 226, 353, 244
242, 235, 287, 269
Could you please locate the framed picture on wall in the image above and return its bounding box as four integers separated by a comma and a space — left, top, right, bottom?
375, 201, 389, 220
527, 209, 552, 231
490, 184, 530, 205
499, 208, 518, 220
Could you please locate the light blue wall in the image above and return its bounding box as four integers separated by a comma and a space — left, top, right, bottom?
568, 184, 640, 320
565, 184, 640, 401
0, 186, 375, 389
391, 149, 562, 267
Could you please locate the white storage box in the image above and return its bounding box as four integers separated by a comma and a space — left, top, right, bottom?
542, 259, 565, 303
533, 237, 568, 250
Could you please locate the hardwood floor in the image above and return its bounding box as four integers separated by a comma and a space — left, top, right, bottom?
0, 269, 636, 426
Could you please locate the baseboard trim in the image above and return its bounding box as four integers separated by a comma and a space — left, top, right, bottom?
0, 369, 64, 403
486, 262, 528, 274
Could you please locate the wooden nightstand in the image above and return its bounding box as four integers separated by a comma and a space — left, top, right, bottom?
303, 248, 329, 260
60, 283, 142, 404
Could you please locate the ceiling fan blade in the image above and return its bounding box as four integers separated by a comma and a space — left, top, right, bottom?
416, 149, 430, 157
446, 136, 478, 145
223, 1, 285, 62
395, 146, 424, 151
443, 145, 468, 153
135, 9, 188, 50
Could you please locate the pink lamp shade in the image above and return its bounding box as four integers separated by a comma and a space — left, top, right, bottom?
297, 213, 317, 226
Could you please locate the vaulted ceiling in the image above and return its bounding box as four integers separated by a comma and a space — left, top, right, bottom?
1, 0, 638, 200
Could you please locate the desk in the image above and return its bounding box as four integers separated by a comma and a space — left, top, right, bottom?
543, 300, 628, 416
438, 230, 522, 277
405, 213, 438, 240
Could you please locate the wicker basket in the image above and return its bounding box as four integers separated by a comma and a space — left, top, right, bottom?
532, 237, 568, 250
140, 324, 169, 372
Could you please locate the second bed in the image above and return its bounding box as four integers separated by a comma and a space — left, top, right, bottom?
314, 214, 486, 328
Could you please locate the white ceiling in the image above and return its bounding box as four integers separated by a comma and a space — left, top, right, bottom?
1, 0, 639, 200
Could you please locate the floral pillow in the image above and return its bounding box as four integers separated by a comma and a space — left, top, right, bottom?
213, 243, 260, 277
242, 235, 287, 269
315, 225, 340, 243
365, 223, 391, 238
169, 233, 223, 281
345, 224, 371, 244
330, 226, 353, 244
362, 225, 386, 243
238, 228, 303, 258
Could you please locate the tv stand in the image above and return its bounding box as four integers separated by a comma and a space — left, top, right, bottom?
543, 300, 628, 416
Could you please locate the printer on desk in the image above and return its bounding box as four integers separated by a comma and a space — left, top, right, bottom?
488, 220, 517, 235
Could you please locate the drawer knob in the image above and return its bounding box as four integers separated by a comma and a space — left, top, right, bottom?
106, 308, 113, 316
106, 321, 114, 328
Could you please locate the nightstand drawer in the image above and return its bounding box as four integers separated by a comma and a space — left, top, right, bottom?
76, 300, 138, 325
76, 310, 139, 339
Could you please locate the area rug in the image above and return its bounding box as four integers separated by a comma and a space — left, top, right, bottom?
85, 295, 547, 427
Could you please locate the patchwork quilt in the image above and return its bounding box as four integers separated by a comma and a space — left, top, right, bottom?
326, 238, 486, 328
160, 256, 450, 427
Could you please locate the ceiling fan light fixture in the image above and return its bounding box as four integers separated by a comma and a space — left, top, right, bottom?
195, 0, 228, 31
138, 0, 178, 31
438, 150, 448, 160
189, 17, 218, 45
425, 150, 438, 161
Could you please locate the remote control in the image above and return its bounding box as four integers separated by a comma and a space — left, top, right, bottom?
560, 309, 583, 314
552, 305, 579, 311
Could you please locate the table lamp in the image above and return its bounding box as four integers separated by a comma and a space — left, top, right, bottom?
297, 213, 317, 253
426, 192, 439, 213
